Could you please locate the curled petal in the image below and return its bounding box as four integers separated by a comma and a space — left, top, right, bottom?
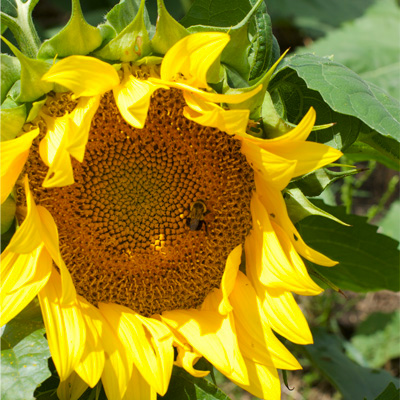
42, 56, 120, 97
175, 347, 209, 378
38, 268, 86, 381
113, 75, 168, 128
161, 32, 230, 89
1, 128, 39, 203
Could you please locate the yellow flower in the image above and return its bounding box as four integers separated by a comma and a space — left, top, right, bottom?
1, 32, 342, 399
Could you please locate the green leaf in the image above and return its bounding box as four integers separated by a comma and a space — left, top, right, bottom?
160, 365, 231, 400
0, 0, 41, 58
1, 54, 20, 104
151, 0, 189, 55
37, 0, 102, 59
273, 54, 400, 156
380, 200, 400, 248
374, 382, 400, 400
1, 195, 16, 234
351, 311, 400, 369
297, 200, 400, 292
1, 36, 53, 102
94, 0, 151, 62
304, 328, 400, 400
1, 300, 50, 400
270, 66, 362, 150
296, 0, 400, 99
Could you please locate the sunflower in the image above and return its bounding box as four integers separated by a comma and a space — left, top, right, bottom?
1, 32, 342, 400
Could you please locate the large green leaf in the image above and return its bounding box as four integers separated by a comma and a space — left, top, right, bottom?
160, 365, 230, 400
271, 54, 400, 167
296, 0, 400, 99
375, 383, 400, 400
305, 328, 400, 400
350, 311, 400, 369
297, 200, 400, 292
1, 300, 50, 400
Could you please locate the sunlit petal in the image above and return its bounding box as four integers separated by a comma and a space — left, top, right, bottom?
57, 371, 89, 400
1, 128, 39, 203
123, 364, 157, 400
42, 56, 120, 97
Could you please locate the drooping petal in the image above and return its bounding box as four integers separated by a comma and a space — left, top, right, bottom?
247, 193, 323, 295
39, 114, 74, 188
218, 244, 242, 315
74, 297, 105, 388
57, 371, 89, 400
123, 364, 157, 400
241, 139, 297, 190
38, 268, 86, 381
113, 75, 169, 128
230, 271, 301, 370
161, 309, 232, 376
100, 311, 133, 400
175, 346, 209, 378
67, 95, 101, 162
183, 92, 250, 135
99, 302, 173, 395
1, 128, 39, 203
160, 32, 230, 89
0, 244, 52, 325
229, 359, 281, 400
42, 56, 120, 97
254, 174, 337, 266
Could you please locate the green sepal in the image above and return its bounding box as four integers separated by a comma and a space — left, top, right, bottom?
1, 103, 26, 141
26, 98, 46, 122
0, 0, 41, 58
291, 166, 364, 197
261, 91, 291, 138
283, 187, 349, 226
94, 0, 151, 62
151, 0, 189, 55
37, 0, 102, 59
186, 0, 266, 81
1, 36, 53, 103
104, 0, 151, 35
1, 195, 16, 234
1, 55, 21, 104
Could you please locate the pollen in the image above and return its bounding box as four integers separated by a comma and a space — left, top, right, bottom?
20, 88, 255, 316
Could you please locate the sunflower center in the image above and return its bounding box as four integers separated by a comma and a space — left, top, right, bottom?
22, 88, 255, 316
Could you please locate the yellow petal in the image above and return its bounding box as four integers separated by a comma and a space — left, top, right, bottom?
247, 193, 323, 295
149, 77, 262, 104
100, 311, 133, 400
67, 95, 101, 162
218, 244, 242, 314
175, 347, 210, 378
161, 309, 232, 375
57, 371, 88, 400
38, 268, 86, 381
254, 175, 337, 266
113, 75, 168, 128
160, 32, 230, 89
123, 364, 157, 400
0, 245, 51, 325
241, 141, 297, 190
1, 128, 39, 203
39, 114, 74, 188
265, 141, 343, 177
183, 92, 250, 135
74, 297, 105, 388
42, 56, 120, 97
261, 287, 313, 344
229, 359, 281, 400
230, 271, 301, 370
99, 303, 173, 395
